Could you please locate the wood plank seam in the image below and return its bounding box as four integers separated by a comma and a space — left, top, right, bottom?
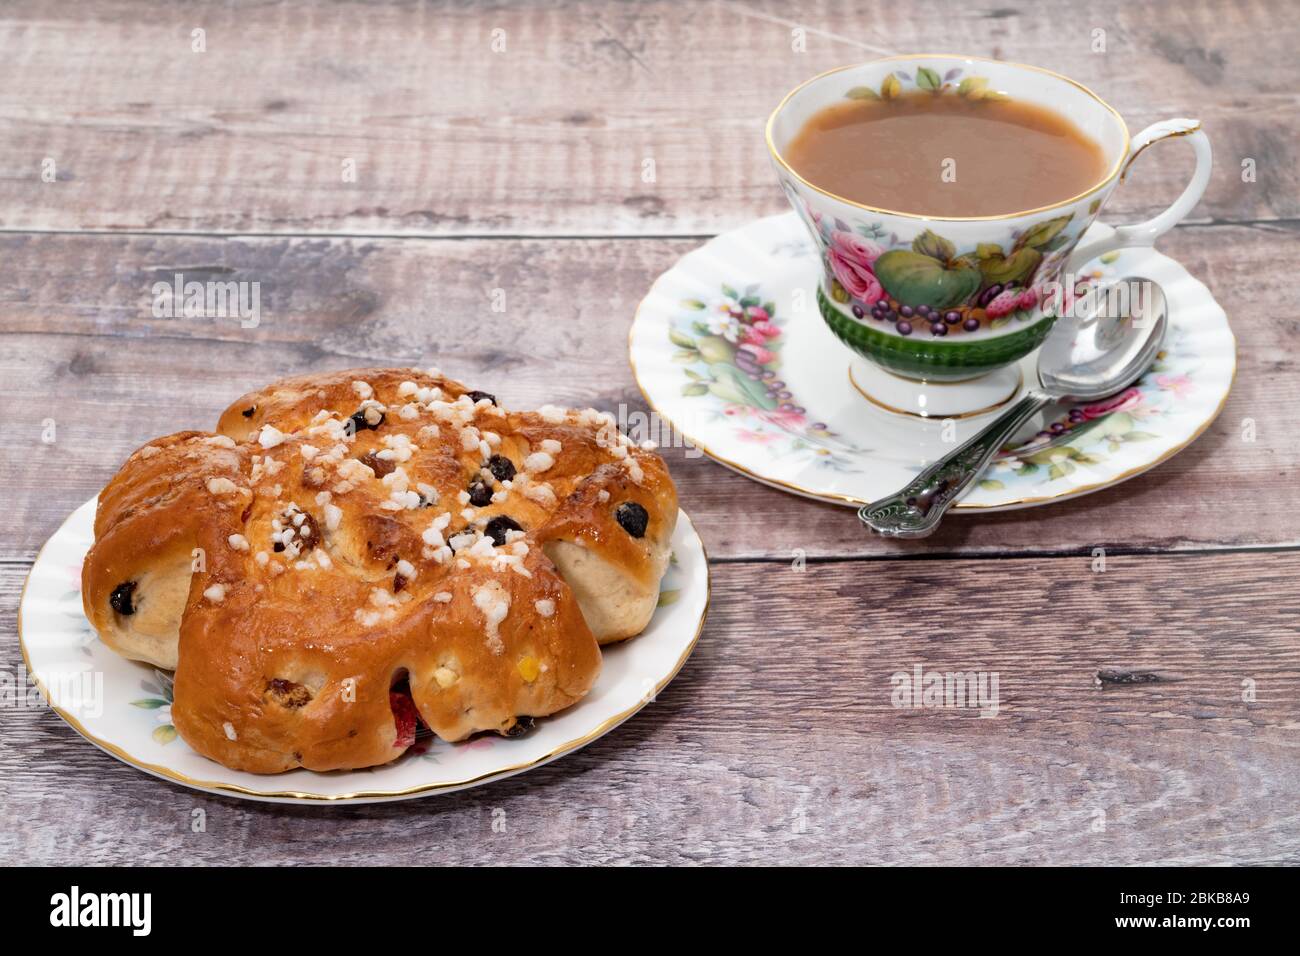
5, 216, 1297, 243
705, 542, 1300, 564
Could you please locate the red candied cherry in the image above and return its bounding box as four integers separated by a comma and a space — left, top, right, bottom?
390, 689, 420, 749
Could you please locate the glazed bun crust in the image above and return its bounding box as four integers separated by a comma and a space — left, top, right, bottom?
82, 368, 677, 773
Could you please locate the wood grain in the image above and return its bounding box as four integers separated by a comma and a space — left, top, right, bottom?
1, 0, 1296, 868
3, 553, 1297, 866
0, 0, 1294, 237
1, 223, 1294, 561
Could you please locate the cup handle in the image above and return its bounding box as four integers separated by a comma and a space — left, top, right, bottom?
1066, 119, 1212, 269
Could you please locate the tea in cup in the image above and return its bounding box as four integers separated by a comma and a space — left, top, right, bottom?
767, 55, 1211, 417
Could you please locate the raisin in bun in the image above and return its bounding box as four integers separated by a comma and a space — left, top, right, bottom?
81, 368, 678, 773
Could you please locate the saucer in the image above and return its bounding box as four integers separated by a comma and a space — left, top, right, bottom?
19, 498, 709, 804
629, 212, 1235, 510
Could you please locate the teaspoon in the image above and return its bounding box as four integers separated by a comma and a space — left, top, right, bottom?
858, 277, 1168, 538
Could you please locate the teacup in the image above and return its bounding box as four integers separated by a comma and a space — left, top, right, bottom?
767, 54, 1211, 418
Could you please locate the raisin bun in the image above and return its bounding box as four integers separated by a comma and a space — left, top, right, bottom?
81, 368, 678, 773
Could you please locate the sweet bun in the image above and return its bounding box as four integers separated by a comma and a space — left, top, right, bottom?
82, 368, 677, 773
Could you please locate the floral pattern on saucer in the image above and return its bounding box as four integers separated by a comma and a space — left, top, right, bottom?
630, 212, 1235, 510
984, 325, 1200, 489
669, 282, 868, 471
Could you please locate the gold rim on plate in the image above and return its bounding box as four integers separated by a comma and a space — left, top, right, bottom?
19, 504, 711, 802
765, 53, 1132, 223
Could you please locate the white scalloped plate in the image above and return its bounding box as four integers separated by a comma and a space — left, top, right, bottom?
630, 213, 1235, 510
19, 499, 709, 804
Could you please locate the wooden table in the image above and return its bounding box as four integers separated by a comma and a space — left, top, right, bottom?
2, 0, 1296, 866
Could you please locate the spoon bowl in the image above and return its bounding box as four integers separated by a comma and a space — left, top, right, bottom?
1038, 278, 1168, 401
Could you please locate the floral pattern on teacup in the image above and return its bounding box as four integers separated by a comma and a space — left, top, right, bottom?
777, 62, 1110, 342
844, 64, 998, 102
796, 194, 1090, 338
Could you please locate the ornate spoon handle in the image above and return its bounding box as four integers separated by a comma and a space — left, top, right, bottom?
858, 392, 1050, 538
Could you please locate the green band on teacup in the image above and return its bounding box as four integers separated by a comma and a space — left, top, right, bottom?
817, 286, 1055, 380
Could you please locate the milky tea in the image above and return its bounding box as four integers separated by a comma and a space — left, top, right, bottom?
783, 91, 1109, 218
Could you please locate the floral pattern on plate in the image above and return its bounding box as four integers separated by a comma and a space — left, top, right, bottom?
21, 499, 709, 803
